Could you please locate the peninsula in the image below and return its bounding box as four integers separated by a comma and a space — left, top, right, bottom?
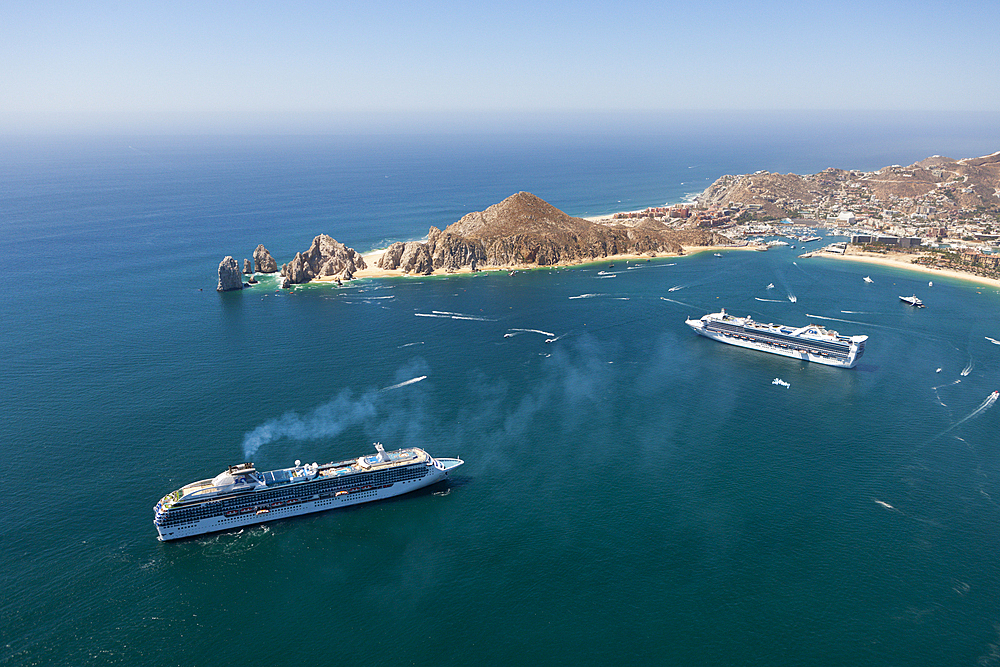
217, 150, 1000, 290
218, 192, 734, 289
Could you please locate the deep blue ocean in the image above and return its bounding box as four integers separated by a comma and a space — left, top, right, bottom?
3, 114, 1000, 666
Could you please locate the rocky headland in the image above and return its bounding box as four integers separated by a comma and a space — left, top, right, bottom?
374, 192, 732, 275
216, 192, 734, 289
279, 234, 367, 286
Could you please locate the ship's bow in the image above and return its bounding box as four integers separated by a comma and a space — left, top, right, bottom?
435, 457, 464, 472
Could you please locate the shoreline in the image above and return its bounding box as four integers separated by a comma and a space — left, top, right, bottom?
315, 244, 753, 283
801, 249, 1000, 289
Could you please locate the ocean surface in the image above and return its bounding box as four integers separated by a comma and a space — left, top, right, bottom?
3, 115, 1000, 666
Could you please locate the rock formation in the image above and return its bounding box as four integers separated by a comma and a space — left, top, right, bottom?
242, 258, 258, 283
254, 244, 278, 273
217, 256, 244, 291
280, 234, 367, 285
376, 241, 435, 275
376, 192, 720, 274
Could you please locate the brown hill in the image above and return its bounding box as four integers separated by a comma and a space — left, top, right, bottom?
445, 192, 591, 237
376, 192, 732, 274
697, 151, 1000, 219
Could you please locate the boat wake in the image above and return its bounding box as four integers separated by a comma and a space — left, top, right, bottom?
504, 328, 555, 338
787, 292, 797, 303
416, 311, 497, 321
961, 357, 974, 376
955, 391, 998, 426
659, 296, 695, 308
382, 375, 427, 391
932, 379, 962, 407
569, 293, 605, 299
755, 297, 785, 303
668, 285, 685, 292
772, 378, 790, 388
873, 499, 899, 512
398, 341, 425, 348
935, 391, 999, 438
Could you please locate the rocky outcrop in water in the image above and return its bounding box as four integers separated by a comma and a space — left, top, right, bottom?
280, 235, 367, 285
242, 259, 257, 283
375, 192, 717, 273
217, 256, 244, 291
254, 245, 278, 273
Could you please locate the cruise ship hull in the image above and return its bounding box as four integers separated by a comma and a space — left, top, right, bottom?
685, 311, 866, 369
154, 449, 463, 541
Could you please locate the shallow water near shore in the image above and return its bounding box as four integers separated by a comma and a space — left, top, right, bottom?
3, 124, 1000, 666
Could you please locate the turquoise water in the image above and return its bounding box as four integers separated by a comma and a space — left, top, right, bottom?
3, 123, 1000, 666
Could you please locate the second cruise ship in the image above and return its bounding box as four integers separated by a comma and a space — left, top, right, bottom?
685, 309, 867, 368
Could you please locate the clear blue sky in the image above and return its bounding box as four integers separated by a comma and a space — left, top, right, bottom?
2, 0, 998, 133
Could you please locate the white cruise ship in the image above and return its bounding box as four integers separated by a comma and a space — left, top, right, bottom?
153, 443, 463, 541
685, 309, 867, 368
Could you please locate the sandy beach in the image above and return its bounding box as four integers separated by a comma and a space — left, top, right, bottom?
315, 244, 755, 283
802, 249, 1000, 289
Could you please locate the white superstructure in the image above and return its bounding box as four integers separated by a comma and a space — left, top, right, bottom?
153, 443, 463, 541
685, 309, 867, 368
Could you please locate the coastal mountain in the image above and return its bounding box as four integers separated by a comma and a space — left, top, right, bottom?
697, 151, 1000, 219
377, 192, 731, 274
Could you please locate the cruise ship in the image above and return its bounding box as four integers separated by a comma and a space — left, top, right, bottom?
685, 309, 867, 368
153, 443, 464, 541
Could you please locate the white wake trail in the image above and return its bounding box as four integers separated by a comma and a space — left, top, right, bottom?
954, 391, 998, 426
381, 375, 427, 391
504, 328, 556, 338
416, 312, 497, 321
934, 391, 999, 440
